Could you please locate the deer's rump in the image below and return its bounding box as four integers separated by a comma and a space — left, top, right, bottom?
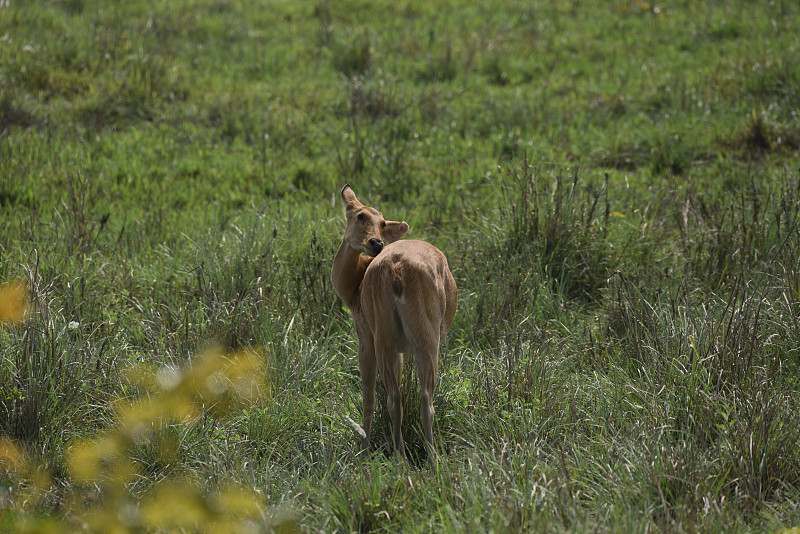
360, 239, 456, 344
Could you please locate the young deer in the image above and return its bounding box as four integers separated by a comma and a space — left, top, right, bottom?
332, 185, 457, 461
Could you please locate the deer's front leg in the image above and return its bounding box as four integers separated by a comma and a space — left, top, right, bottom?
357, 338, 377, 454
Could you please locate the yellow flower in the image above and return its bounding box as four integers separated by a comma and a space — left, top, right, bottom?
0, 280, 30, 325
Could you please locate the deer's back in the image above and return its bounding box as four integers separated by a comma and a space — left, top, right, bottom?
360, 240, 457, 342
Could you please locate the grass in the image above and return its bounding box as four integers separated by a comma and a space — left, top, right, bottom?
1, 0, 800, 532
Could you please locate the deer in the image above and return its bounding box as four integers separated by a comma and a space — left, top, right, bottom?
331, 184, 457, 462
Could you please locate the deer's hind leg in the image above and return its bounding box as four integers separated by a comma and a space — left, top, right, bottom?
398, 284, 444, 461
375, 337, 406, 461
412, 333, 440, 458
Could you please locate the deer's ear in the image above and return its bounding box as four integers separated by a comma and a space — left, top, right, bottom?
341, 184, 360, 210
382, 221, 409, 244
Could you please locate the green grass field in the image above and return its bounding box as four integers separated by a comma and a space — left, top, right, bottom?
2, 0, 800, 531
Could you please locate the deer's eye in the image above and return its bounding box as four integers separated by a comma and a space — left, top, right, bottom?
357, 213, 364, 222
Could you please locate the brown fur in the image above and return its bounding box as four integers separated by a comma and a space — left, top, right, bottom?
331, 185, 457, 461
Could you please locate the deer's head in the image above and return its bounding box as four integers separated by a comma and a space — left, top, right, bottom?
341, 184, 409, 257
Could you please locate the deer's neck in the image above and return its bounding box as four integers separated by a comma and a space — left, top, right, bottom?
332, 240, 373, 310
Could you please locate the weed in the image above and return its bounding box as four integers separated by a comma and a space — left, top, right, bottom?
333, 36, 372, 77
505, 159, 612, 302
0, 94, 38, 131
416, 32, 457, 83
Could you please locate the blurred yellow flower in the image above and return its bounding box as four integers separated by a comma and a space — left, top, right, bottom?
0, 280, 30, 325
7, 344, 280, 532
140, 480, 210, 530
0, 436, 26, 472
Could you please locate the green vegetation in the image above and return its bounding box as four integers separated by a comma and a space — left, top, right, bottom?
1, 0, 799, 531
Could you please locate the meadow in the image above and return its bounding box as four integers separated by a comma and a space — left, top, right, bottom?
1, 0, 800, 531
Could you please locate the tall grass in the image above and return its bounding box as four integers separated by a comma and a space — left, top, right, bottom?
2, 0, 800, 532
